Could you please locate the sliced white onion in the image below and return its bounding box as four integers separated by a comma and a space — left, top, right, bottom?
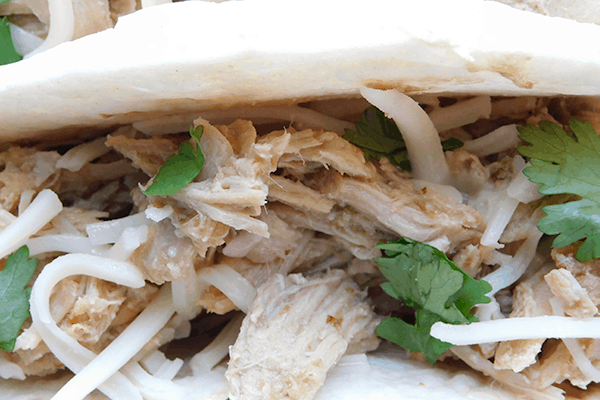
482, 228, 544, 296
145, 205, 174, 222
0, 189, 62, 260
190, 313, 244, 375
30, 254, 144, 400
86, 212, 152, 245
550, 298, 600, 383
25, 0, 74, 58
360, 88, 450, 185
197, 264, 257, 313
56, 136, 110, 172
462, 124, 521, 157
428, 96, 491, 133
8, 23, 44, 56
52, 285, 176, 400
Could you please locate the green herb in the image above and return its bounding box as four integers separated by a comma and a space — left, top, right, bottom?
0, 16, 22, 66
343, 106, 463, 171
518, 119, 600, 262
374, 238, 492, 364
0, 246, 37, 352
143, 125, 205, 196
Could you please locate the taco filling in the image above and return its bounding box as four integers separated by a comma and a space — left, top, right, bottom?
1, 88, 599, 400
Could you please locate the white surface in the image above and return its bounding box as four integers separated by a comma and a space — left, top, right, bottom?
1, 0, 600, 140
0, 344, 523, 400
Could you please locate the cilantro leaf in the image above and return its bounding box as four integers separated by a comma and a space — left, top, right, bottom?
143, 125, 205, 196
376, 310, 454, 365
0, 246, 37, 352
518, 119, 600, 262
343, 106, 463, 171
374, 238, 492, 364
0, 16, 22, 66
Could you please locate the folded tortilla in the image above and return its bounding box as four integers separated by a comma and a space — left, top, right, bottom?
1, 1, 600, 400
1, 0, 600, 142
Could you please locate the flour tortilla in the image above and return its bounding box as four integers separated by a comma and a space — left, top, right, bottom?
1, 0, 600, 142
1, 1, 600, 399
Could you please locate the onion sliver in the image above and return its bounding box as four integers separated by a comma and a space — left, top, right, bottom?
462, 124, 521, 157
25, 0, 74, 58
360, 88, 450, 185
482, 228, 543, 296
30, 254, 144, 400
0, 189, 62, 260
53, 285, 176, 400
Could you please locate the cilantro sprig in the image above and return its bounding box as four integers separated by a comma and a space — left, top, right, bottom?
0, 246, 37, 352
0, 15, 22, 66
518, 119, 600, 262
343, 106, 463, 171
374, 238, 492, 364
143, 125, 205, 196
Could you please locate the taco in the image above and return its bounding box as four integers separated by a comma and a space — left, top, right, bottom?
1, 1, 600, 400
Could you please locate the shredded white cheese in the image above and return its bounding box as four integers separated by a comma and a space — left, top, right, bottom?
0, 189, 62, 260
431, 315, 600, 345
190, 314, 244, 375
53, 285, 176, 400
30, 254, 145, 400
197, 264, 257, 313
86, 212, 152, 245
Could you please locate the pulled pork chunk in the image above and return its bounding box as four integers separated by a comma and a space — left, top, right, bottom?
494, 282, 547, 373
544, 269, 598, 318
265, 128, 377, 180
225, 270, 381, 400
9, 278, 158, 377
130, 219, 198, 284
105, 134, 180, 176
313, 170, 484, 252
167, 119, 290, 238
267, 175, 334, 214
551, 244, 600, 306
0, 146, 60, 213
271, 202, 386, 260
